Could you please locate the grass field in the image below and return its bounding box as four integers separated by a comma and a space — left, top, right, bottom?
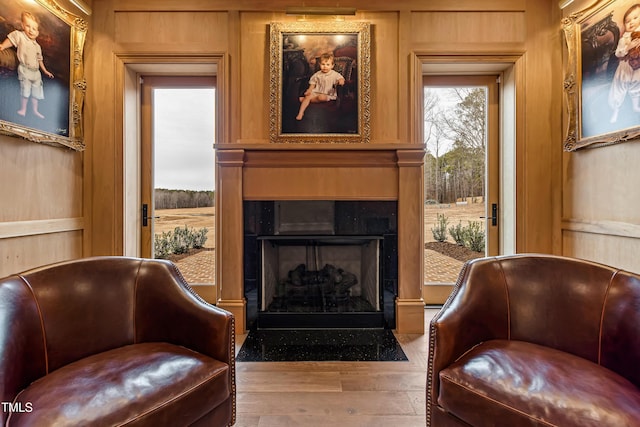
424, 202, 485, 243
155, 207, 215, 249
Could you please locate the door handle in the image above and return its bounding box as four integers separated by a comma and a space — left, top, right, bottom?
480, 203, 498, 226
142, 204, 159, 227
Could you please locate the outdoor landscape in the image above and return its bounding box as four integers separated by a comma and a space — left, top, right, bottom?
153, 84, 489, 285
154, 202, 485, 285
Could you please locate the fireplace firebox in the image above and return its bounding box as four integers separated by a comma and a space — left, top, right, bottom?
244, 201, 398, 329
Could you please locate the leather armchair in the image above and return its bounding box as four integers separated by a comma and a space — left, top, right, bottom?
427, 254, 640, 427
0, 256, 235, 426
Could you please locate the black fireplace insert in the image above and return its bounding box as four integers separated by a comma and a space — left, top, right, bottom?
244, 201, 398, 329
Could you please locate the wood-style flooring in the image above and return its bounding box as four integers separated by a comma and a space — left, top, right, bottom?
233, 308, 438, 427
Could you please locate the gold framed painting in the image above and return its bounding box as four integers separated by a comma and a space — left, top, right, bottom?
269, 21, 371, 144
0, 0, 86, 151
563, 0, 640, 151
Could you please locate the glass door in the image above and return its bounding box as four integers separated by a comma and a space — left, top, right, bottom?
140, 76, 216, 286
423, 75, 499, 299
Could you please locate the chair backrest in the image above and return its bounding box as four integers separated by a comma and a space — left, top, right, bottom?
333, 56, 355, 81
466, 254, 640, 388
0, 257, 143, 407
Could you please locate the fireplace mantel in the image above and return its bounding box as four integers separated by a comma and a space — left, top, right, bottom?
215, 144, 425, 334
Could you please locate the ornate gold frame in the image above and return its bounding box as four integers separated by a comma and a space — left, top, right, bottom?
269, 21, 370, 143
562, 0, 640, 151
0, 0, 86, 151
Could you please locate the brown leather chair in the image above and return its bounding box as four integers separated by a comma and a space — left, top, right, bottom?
427, 254, 640, 427
0, 256, 235, 426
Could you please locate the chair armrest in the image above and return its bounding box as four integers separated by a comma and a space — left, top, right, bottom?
0, 276, 48, 422
134, 259, 234, 365
428, 258, 510, 406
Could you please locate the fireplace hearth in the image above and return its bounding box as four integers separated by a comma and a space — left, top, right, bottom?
244, 201, 397, 329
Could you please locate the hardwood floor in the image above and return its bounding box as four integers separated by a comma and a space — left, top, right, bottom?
234, 308, 439, 427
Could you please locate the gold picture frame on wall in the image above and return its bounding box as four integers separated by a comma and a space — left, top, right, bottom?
563, 0, 640, 151
269, 21, 371, 143
0, 0, 86, 151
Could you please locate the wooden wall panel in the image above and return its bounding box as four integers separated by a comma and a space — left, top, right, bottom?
237, 11, 404, 144
411, 12, 526, 46
563, 231, 640, 274
239, 12, 273, 142
242, 149, 399, 200
243, 167, 398, 200
520, 0, 563, 254
0, 136, 82, 221
564, 142, 639, 223
0, 134, 84, 277
85, 0, 118, 256
0, 231, 83, 278
561, 0, 640, 273
361, 12, 400, 143
113, 0, 525, 12
114, 11, 228, 49
80, 0, 562, 268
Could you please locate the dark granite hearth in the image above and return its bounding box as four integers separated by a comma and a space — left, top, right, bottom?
236, 328, 408, 362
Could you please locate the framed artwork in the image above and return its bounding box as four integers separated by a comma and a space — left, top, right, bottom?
269, 21, 371, 143
563, 0, 640, 151
0, 0, 86, 151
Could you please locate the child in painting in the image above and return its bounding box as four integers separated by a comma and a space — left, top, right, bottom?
296, 53, 345, 120
608, 4, 640, 123
0, 11, 54, 119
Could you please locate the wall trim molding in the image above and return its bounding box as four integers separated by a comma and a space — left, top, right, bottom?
562, 218, 640, 240
0, 218, 85, 239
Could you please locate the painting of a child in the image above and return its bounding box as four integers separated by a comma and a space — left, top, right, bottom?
280, 32, 359, 135
0, 1, 71, 138
0, 11, 55, 119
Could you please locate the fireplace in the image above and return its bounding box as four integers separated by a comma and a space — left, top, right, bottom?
244, 201, 397, 329
215, 146, 426, 334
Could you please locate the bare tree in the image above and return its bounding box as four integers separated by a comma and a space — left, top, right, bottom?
154, 189, 214, 209
424, 89, 448, 203
440, 88, 487, 200
423, 87, 487, 203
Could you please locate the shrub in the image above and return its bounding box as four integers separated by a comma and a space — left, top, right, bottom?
449, 221, 466, 246
154, 231, 174, 259
154, 226, 209, 259
464, 221, 485, 252
193, 227, 208, 249
431, 213, 448, 242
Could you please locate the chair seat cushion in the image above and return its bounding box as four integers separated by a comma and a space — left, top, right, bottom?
8, 342, 230, 426
438, 340, 640, 427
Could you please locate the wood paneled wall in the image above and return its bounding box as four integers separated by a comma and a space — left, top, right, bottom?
1, 0, 568, 277
0, 135, 84, 277
85, 0, 561, 255
0, 1, 87, 277
561, 1, 640, 274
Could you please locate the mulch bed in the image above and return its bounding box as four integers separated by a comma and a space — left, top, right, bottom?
167, 247, 214, 263
424, 241, 485, 263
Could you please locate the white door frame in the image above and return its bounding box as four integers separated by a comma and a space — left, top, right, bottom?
116, 55, 225, 257
415, 54, 523, 254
